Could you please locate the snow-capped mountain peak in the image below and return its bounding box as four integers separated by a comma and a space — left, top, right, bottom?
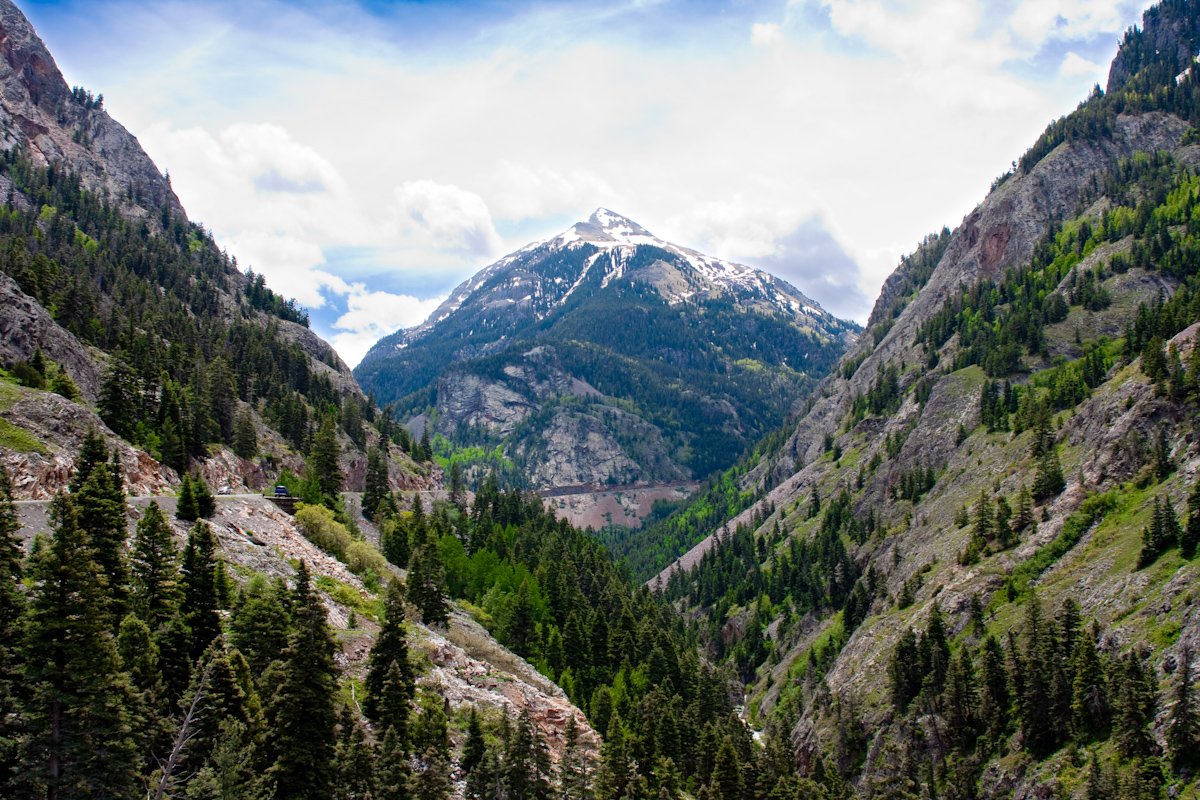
393, 209, 854, 349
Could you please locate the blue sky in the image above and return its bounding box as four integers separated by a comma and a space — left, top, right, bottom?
20, 0, 1155, 365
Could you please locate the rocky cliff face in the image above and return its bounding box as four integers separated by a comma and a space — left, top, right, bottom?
0, 0, 181, 221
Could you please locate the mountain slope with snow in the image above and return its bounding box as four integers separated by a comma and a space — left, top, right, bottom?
356, 210, 858, 507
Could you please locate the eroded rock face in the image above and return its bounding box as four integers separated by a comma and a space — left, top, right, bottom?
0, 271, 102, 400
1, 388, 175, 497
0, 0, 181, 221
437, 372, 535, 438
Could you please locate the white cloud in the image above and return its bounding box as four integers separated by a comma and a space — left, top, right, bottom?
389, 180, 503, 257
485, 162, 620, 220
1010, 0, 1137, 48
1060, 50, 1104, 78
330, 287, 447, 368
751, 22, 783, 46
46, 0, 1157, 359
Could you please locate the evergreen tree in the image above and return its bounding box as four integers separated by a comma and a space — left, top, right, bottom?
503, 709, 551, 800
944, 648, 979, 753
1020, 595, 1055, 756
1033, 446, 1065, 501
411, 690, 450, 759
1012, 484, 1034, 534
1114, 651, 1157, 759
0, 466, 23, 793
73, 451, 130, 623
130, 500, 181, 631
595, 714, 632, 800
380, 515, 411, 569
376, 725, 411, 798
1070, 625, 1110, 742
362, 445, 390, 522
177, 474, 199, 522
1182, 476, 1200, 559
232, 410, 257, 460
69, 429, 110, 493
461, 707, 485, 775
408, 540, 450, 627
1167, 646, 1198, 774
449, 462, 464, 509
364, 580, 414, 744
182, 521, 222, 661
307, 416, 343, 510
19, 494, 140, 799
264, 562, 338, 799
229, 575, 293, 676
410, 746, 451, 800
709, 736, 744, 800
465, 744, 502, 800
559, 716, 592, 800
192, 474, 216, 519
333, 707, 376, 800
98, 355, 140, 440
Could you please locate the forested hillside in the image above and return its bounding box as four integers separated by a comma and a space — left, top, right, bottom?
652, 3, 1200, 797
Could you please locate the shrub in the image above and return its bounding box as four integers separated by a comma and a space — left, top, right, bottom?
294, 504, 352, 560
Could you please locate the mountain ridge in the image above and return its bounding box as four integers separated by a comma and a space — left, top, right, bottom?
357, 208, 858, 512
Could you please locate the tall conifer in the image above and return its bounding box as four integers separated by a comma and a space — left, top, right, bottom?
20, 494, 140, 799
265, 562, 338, 799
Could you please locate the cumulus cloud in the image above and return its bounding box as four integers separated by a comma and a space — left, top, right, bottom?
389, 180, 503, 257
486, 162, 620, 221
49, 0, 1157, 356
330, 286, 447, 368
669, 201, 872, 321
751, 22, 782, 46
1060, 50, 1104, 78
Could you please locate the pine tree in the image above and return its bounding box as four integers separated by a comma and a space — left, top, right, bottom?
380, 515, 411, 569
70, 430, 108, 491
559, 716, 592, 800
710, 736, 744, 800
1033, 446, 1065, 501
0, 466, 24, 793
264, 562, 338, 799
1021, 595, 1055, 756
1182, 476, 1200, 559
232, 410, 257, 460
1114, 651, 1157, 758
376, 725, 411, 798
362, 446, 390, 521
502, 709, 552, 800
1167, 646, 1198, 773
410, 746, 451, 800
944, 648, 979, 753
333, 707, 376, 800
176, 474, 199, 522
461, 707, 486, 775
130, 500, 181, 631
408, 540, 450, 627
1152, 426, 1173, 480
192, 474, 216, 519
1012, 484, 1034, 534
98, 355, 140, 440
182, 521, 222, 661
307, 416, 343, 510
19, 493, 140, 799
595, 714, 632, 800
449, 461, 465, 509
1070, 625, 1110, 742
229, 575, 293, 676
364, 580, 414, 744
73, 451, 130, 623
411, 689, 449, 759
